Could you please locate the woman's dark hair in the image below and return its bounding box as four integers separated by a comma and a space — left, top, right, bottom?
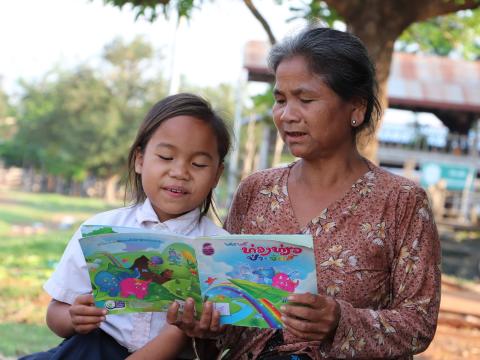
125, 93, 231, 219
268, 26, 382, 142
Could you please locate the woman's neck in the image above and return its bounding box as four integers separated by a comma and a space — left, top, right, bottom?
291, 150, 368, 190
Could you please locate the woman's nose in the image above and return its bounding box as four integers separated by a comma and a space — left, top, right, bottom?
280, 103, 300, 122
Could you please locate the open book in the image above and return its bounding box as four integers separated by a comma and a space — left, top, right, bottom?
79, 225, 317, 329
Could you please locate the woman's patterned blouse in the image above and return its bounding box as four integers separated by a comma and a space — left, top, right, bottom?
215, 161, 441, 360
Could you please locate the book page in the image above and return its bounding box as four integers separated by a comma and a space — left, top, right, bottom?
195, 234, 317, 329
80, 227, 202, 314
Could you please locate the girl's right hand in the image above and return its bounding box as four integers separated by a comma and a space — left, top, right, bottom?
69, 294, 107, 334
166, 298, 226, 339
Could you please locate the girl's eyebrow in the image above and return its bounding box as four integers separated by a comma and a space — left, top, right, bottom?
155, 143, 214, 160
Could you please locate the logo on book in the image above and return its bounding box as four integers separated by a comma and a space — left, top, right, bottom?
105, 300, 126, 310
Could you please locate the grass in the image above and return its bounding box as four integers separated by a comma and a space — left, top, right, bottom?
0, 190, 120, 357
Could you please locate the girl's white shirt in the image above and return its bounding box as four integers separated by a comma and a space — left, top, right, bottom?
44, 198, 228, 352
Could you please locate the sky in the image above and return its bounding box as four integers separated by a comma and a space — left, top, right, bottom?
0, 0, 305, 96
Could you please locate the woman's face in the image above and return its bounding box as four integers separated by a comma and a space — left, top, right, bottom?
272, 55, 364, 161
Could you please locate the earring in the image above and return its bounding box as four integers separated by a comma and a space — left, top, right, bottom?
351, 119, 357, 126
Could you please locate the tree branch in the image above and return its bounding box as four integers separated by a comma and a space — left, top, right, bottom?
413, 0, 480, 22
243, 0, 277, 45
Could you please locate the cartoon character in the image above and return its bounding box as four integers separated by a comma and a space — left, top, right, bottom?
150, 256, 163, 265
94, 271, 121, 296
253, 267, 275, 285
119, 278, 152, 299
205, 277, 217, 285
202, 243, 215, 256
168, 248, 182, 265
271, 272, 299, 292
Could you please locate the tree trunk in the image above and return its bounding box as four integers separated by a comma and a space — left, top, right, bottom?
272, 132, 285, 167
105, 174, 120, 204
241, 117, 257, 179
325, 0, 480, 161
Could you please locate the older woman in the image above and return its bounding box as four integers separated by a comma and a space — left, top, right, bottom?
170, 26, 440, 360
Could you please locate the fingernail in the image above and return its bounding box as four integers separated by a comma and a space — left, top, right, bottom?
102, 310, 107, 315
280, 306, 286, 312
287, 296, 294, 301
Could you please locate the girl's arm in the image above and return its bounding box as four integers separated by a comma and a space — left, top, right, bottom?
46, 299, 76, 338
127, 325, 190, 360
46, 294, 107, 338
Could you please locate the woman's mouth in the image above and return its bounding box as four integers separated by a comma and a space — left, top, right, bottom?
285, 131, 307, 140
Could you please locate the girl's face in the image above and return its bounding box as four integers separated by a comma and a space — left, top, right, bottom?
135, 115, 223, 222
272, 55, 365, 161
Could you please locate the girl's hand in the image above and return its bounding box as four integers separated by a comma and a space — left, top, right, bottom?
69, 294, 107, 334
166, 298, 226, 339
280, 293, 341, 341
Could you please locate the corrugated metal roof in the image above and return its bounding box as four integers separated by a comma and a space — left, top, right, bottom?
244, 41, 480, 114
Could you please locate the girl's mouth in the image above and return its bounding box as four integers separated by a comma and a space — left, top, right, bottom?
164, 186, 188, 195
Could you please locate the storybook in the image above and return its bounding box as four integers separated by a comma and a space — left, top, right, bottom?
79, 225, 317, 329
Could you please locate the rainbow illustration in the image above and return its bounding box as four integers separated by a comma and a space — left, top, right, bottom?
259, 298, 283, 324
206, 284, 283, 328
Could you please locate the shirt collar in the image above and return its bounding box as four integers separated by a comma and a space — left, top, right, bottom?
135, 198, 200, 235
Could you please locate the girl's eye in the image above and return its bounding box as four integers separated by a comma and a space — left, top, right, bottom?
192, 163, 208, 168
158, 155, 173, 161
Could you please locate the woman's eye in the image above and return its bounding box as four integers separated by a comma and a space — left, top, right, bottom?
275, 98, 285, 104
300, 99, 313, 104
192, 163, 208, 168
158, 155, 173, 161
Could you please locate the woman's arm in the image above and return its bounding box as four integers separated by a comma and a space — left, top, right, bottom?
281, 188, 441, 358
127, 324, 190, 360
325, 188, 441, 358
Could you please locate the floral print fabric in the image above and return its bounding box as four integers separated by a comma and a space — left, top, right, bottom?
216, 161, 440, 360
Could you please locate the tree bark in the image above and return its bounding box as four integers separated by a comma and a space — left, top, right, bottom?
105, 174, 120, 203
323, 0, 480, 161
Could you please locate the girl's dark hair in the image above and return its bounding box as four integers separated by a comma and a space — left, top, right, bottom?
268, 26, 382, 142
125, 93, 231, 219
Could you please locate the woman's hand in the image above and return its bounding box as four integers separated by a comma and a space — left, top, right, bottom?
280, 293, 341, 341
69, 294, 107, 334
166, 298, 226, 339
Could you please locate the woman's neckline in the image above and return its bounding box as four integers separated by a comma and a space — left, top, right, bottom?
285, 158, 375, 232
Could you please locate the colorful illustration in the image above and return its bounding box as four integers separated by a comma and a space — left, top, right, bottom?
79, 226, 317, 328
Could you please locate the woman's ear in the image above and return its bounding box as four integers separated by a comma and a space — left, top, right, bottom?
134, 148, 144, 174
350, 99, 367, 127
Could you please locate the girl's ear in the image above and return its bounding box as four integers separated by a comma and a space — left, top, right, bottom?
213, 163, 225, 188
134, 148, 144, 174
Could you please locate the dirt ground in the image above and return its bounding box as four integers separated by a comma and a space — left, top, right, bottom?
415, 279, 480, 360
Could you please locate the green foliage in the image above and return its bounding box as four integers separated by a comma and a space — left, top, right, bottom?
0, 191, 119, 356
101, 0, 202, 21
286, 0, 341, 26
398, 8, 480, 60
1, 37, 165, 183
0, 323, 62, 357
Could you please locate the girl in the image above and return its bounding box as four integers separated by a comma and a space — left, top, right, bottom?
26, 93, 231, 360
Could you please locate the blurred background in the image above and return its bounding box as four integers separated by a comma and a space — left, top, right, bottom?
0, 0, 480, 358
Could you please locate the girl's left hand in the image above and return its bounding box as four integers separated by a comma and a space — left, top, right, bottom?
166, 297, 226, 339
280, 293, 341, 341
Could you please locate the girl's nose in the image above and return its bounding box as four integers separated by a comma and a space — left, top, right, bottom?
169, 162, 190, 180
